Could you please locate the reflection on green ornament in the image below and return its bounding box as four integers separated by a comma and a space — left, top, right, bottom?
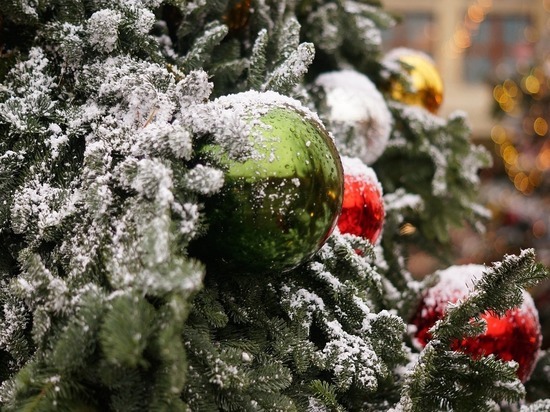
194, 93, 344, 274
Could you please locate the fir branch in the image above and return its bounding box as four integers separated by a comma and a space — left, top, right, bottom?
263, 42, 315, 94
0, 290, 32, 369
99, 294, 156, 369
192, 288, 229, 329
395, 249, 550, 411
302, 3, 341, 54
275, 17, 301, 63
2, 0, 550, 410
49, 287, 105, 374
208, 58, 248, 95
397, 346, 524, 412
376, 105, 493, 263
248, 29, 268, 91
526, 350, 550, 403
178, 22, 228, 72
434, 250, 548, 344
2, 0, 44, 25
182, 164, 224, 195
94, 358, 151, 411
309, 380, 346, 412
247, 358, 292, 392
0, 361, 92, 412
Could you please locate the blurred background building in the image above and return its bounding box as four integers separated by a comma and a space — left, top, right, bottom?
383, 0, 546, 137
381, 0, 550, 276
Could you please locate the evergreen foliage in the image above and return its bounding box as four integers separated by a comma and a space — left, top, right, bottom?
395, 250, 548, 411
0, 0, 549, 411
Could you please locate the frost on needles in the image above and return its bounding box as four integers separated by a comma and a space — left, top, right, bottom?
0, 0, 549, 411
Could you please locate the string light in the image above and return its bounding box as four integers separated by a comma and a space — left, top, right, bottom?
446, 0, 493, 57
491, 56, 550, 195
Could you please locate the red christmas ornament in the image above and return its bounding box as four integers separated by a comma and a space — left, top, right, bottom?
411, 264, 542, 382
337, 156, 385, 244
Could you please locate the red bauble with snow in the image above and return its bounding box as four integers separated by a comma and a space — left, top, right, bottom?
337, 156, 385, 244
410, 264, 542, 382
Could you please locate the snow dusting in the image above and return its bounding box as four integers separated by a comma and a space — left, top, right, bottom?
87, 9, 123, 53
341, 156, 383, 195
428, 263, 539, 315
315, 70, 392, 164
214, 90, 327, 129
0, 2, 536, 410
322, 319, 380, 389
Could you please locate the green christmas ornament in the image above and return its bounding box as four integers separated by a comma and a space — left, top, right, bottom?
195, 91, 344, 273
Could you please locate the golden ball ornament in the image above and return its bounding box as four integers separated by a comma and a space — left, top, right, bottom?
384, 49, 444, 114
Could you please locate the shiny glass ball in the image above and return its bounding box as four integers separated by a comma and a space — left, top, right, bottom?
195, 92, 344, 273
385, 49, 444, 114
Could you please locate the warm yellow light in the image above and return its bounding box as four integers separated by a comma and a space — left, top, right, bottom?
447, 40, 462, 58
536, 147, 550, 170
499, 140, 510, 151
490, 125, 507, 144
534, 117, 548, 136
326, 190, 338, 200
523, 117, 533, 135
524, 75, 541, 94
534, 67, 546, 84
506, 163, 519, 175
502, 145, 518, 165
399, 223, 417, 236
453, 28, 471, 49
503, 79, 518, 97
500, 98, 515, 113
467, 4, 485, 23
513, 173, 529, 192
493, 85, 506, 103
464, 19, 480, 32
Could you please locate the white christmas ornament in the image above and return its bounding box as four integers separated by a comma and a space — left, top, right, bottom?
314, 70, 392, 165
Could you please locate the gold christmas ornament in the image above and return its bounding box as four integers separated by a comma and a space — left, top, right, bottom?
384, 49, 444, 114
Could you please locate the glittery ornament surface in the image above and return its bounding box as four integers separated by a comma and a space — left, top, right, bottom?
194, 92, 344, 273
384, 48, 444, 114
411, 264, 542, 382
336, 156, 384, 244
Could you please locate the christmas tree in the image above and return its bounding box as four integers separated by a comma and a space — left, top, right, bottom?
1, 0, 550, 410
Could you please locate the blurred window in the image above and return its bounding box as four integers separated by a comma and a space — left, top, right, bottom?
464, 14, 534, 83
382, 12, 435, 56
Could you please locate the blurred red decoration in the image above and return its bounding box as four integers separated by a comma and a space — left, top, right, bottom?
411, 264, 542, 382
